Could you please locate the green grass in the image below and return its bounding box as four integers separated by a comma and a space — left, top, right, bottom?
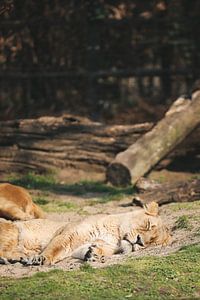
0, 244, 200, 300
170, 200, 200, 212
174, 215, 191, 230
33, 196, 79, 213
7, 172, 135, 203
7, 172, 58, 190
194, 227, 200, 237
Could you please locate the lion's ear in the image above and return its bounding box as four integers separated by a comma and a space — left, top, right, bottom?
144, 202, 159, 216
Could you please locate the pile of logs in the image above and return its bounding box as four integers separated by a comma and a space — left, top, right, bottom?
0, 116, 153, 177
0, 91, 200, 190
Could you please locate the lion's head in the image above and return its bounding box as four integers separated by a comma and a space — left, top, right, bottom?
137, 202, 171, 247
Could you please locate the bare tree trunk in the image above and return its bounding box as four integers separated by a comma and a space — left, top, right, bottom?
106, 91, 200, 186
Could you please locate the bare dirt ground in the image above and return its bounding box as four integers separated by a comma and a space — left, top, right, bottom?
0, 178, 199, 278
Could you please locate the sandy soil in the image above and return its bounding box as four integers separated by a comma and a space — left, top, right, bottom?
0, 193, 199, 278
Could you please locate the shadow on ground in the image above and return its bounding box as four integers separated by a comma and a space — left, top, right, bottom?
7, 173, 135, 200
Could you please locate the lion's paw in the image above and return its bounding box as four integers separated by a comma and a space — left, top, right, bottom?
21, 255, 46, 266
0, 257, 9, 265
84, 244, 105, 263
0, 257, 24, 265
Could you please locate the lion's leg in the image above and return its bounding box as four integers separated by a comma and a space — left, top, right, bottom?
22, 232, 75, 266
0, 250, 28, 264
42, 235, 73, 264
23, 234, 118, 266
0, 222, 27, 264
82, 239, 119, 263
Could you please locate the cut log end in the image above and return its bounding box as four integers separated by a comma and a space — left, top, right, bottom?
106, 163, 131, 187
106, 92, 200, 187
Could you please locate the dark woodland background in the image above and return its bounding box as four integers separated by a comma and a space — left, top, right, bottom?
0, 0, 200, 123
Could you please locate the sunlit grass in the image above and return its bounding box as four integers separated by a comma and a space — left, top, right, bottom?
169, 200, 200, 212
0, 244, 199, 300
33, 196, 79, 213
174, 215, 191, 230
7, 172, 135, 203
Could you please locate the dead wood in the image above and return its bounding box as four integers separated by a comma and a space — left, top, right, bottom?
106, 91, 200, 186
0, 107, 199, 182
132, 178, 200, 206
0, 115, 152, 181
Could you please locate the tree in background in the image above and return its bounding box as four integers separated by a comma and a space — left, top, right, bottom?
0, 0, 199, 121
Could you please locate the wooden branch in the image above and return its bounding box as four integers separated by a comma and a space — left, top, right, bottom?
132, 178, 200, 206
106, 91, 200, 186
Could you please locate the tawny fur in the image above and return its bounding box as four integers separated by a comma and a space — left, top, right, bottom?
0, 202, 171, 265
0, 183, 45, 221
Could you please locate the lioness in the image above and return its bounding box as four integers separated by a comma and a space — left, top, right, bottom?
0, 183, 45, 221
0, 202, 171, 265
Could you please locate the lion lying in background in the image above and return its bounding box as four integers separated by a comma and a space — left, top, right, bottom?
0, 202, 171, 266
0, 183, 45, 221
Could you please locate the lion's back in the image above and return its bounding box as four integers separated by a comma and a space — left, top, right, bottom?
16, 219, 66, 249
0, 183, 45, 220
0, 183, 31, 208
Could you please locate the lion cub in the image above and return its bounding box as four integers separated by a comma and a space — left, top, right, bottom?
0, 183, 45, 221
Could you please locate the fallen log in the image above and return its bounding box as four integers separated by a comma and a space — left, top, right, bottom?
0, 115, 152, 181
0, 108, 199, 182
106, 91, 200, 186
132, 178, 200, 206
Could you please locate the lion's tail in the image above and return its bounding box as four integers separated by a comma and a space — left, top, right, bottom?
32, 203, 45, 219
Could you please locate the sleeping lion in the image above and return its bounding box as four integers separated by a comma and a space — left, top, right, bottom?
0, 183, 45, 221
0, 202, 171, 265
